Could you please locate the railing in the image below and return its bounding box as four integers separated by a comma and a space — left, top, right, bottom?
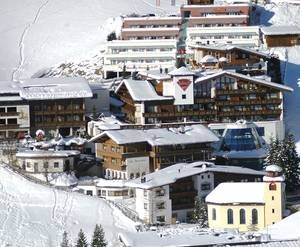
0, 124, 20, 130
216, 98, 282, 106
0, 112, 19, 117
107, 200, 144, 223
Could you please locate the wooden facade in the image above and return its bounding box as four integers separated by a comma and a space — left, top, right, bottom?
96, 136, 213, 176
30, 98, 86, 136
264, 34, 299, 47
115, 73, 288, 125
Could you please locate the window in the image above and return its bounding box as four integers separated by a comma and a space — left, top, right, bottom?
7, 118, 17, 124
272, 209, 275, 213
26, 162, 31, 168
43, 162, 49, 169
272, 196, 274, 200
212, 208, 216, 220
256, 127, 265, 136
269, 183, 277, 191
130, 173, 134, 179
240, 209, 246, 224
54, 162, 59, 168
156, 216, 165, 223
182, 94, 186, 99
92, 93, 98, 99
252, 209, 258, 225
144, 203, 148, 210
143, 190, 148, 197
201, 183, 211, 191
7, 107, 17, 112
0, 119, 5, 125
136, 172, 140, 178
227, 209, 233, 224
156, 202, 165, 209
0, 108, 4, 112
86, 190, 93, 196
156, 189, 165, 197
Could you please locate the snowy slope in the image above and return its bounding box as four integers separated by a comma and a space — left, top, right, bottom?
0, 0, 184, 81
0, 163, 136, 246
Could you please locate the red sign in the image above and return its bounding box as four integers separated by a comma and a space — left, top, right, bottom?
177, 79, 191, 91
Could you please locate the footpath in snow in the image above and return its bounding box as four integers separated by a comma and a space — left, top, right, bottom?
0, 163, 135, 247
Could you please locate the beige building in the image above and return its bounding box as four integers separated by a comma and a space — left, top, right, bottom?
206, 165, 285, 231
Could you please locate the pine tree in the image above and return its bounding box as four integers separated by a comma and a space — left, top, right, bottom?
191, 197, 208, 228
76, 229, 88, 247
91, 224, 107, 247
265, 133, 300, 191
61, 231, 69, 247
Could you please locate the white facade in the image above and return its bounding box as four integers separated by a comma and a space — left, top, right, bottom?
16, 150, 79, 173
0, 104, 30, 139
105, 156, 150, 180
103, 40, 177, 77
136, 186, 172, 224
187, 26, 260, 48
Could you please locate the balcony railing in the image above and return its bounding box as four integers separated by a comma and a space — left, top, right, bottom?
0, 112, 19, 117
0, 124, 20, 130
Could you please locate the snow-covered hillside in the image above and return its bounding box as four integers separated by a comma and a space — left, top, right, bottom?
0, 0, 185, 81
0, 163, 136, 246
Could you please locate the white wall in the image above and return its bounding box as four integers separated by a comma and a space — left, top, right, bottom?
126, 156, 150, 179
172, 75, 194, 105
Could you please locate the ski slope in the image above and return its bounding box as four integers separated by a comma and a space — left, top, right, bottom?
0, 163, 136, 246
0, 0, 185, 81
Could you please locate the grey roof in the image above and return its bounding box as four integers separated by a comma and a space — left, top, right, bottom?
195, 71, 293, 92
19, 77, 93, 100
90, 124, 219, 145
115, 79, 173, 102
261, 25, 300, 36
126, 161, 265, 189
16, 150, 80, 158
168, 66, 195, 76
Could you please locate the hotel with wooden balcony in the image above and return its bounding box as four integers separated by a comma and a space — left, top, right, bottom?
19, 77, 92, 136
90, 124, 219, 180
0, 77, 92, 138
114, 67, 293, 125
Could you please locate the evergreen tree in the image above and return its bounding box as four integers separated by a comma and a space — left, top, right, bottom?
91, 224, 107, 247
107, 31, 117, 41
76, 229, 88, 247
265, 133, 300, 191
191, 197, 208, 227
61, 231, 69, 247
247, 222, 258, 232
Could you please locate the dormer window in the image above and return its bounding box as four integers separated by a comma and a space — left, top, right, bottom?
269, 182, 277, 191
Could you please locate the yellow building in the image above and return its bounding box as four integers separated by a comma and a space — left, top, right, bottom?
206, 165, 285, 232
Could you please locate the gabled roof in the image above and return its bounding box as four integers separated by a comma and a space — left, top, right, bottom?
195, 71, 293, 92
168, 66, 195, 76
90, 124, 219, 145
189, 44, 270, 58
126, 162, 265, 189
261, 25, 300, 36
206, 182, 266, 204
115, 79, 173, 102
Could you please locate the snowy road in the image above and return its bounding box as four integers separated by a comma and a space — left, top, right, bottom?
0, 164, 136, 246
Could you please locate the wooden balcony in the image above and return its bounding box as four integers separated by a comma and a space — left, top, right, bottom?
34, 120, 85, 127
0, 124, 20, 130
218, 109, 282, 117
150, 148, 210, 157
216, 88, 268, 95
0, 112, 19, 117
33, 109, 85, 115
194, 97, 214, 103
143, 110, 217, 118
216, 98, 282, 106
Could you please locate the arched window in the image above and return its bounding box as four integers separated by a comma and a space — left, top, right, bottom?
227, 209, 233, 224
252, 209, 258, 225
130, 173, 134, 179
212, 208, 216, 220
239, 209, 246, 224
269, 182, 277, 191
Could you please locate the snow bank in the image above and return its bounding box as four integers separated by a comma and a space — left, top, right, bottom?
0, 163, 135, 246
49, 172, 78, 187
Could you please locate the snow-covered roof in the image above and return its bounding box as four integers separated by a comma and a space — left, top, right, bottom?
189, 44, 270, 58
28, 136, 87, 149
265, 164, 282, 173
90, 116, 124, 131
200, 55, 218, 63
0, 81, 21, 94
261, 25, 300, 36
115, 79, 173, 102
206, 182, 266, 204
96, 178, 128, 188
138, 67, 174, 81
90, 124, 219, 145
19, 77, 93, 100
168, 66, 195, 76
195, 71, 293, 92
126, 162, 265, 189
16, 150, 80, 158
